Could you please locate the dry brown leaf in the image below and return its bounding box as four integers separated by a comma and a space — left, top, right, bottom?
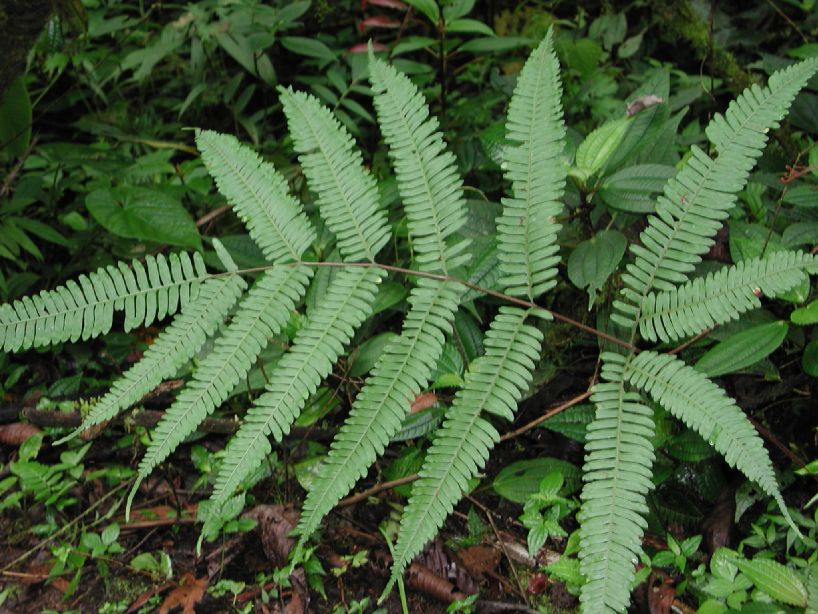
158, 573, 207, 614
410, 391, 437, 413
0, 422, 41, 445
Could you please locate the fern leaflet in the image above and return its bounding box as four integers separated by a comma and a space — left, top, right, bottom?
279, 87, 390, 262
637, 251, 818, 342
0, 251, 207, 352
497, 28, 566, 300
128, 267, 312, 513
58, 275, 247, 444
294, 279, 465, 548
207, 266, 384, 514
579, 358, 656, 614
622, 350, 792, 527
385, 307, 544, 595
368, 51, 470, 274
195, 130, 316, 263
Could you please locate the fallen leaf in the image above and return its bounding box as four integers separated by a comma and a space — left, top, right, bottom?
158, 573, 207, 614
410, 391, 438, 413
0, 422, 41, 445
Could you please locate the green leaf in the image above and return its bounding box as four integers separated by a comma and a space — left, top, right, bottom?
349, 332, 400, 377
735, 558, 808, 607
85, 186, 201, 249
458, 36, 532, 53
492, 458, 581, 503
783, 185, 818, 208
404, 0, 440, 24
802, 339, 818, 377
280, 36, 336, 61
567, 230, 626, 308
694, 321, 789, 378
782, 222, 818, 247
599, 164, 676, 213
0, 77, 32, 158
445, 18, 493, 36
792, 300, 818, 325
574, 118, 630, 178
539, 404, 595, 443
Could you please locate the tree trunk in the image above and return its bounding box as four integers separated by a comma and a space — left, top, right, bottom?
0, 0, 54, 98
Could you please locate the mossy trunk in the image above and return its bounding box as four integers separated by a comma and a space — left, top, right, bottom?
0, 0, 54, 98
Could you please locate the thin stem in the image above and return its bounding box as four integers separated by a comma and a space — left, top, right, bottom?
222, 260, 637, 352
499, 389, 593, 442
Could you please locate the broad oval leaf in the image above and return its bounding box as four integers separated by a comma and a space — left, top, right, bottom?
567, 230, 627, 308
492, 457, 581, 503
85, 186, 201, 249
0, 77, 31, 158
599, 164, 676, 213
404, 0, 440, 24
694, 321, 789, 378
783, 185, 818, 208
735, 558, 808, 607
791, 299, 818, 325
538, 403, 595, 443
280, 36, 336, 61
802, 339, 818, 377
445, 18, 493, 36
349, 332, 400, 377
574, 117, 630, 177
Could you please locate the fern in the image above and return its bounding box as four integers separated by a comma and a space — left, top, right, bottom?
279, 86, 391, 262
384, 32, 566, 593
622, 350, 790, 521
128, 267, 312, 509
638, 251, 818, 343
207, 266, 384, 512
0, 251, 207, 352
291, 48, 477, 550
496, 28, 566, 300
581, 57, 818, 613
58, 275, 246, 443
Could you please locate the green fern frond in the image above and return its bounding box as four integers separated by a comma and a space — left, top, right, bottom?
0, 252, 207, 352
206, 266, 385, 514
369, 53, 470, 274
294, 278, 465, 548
195, 130, 317, 263
128, 267, 311, 512
384, 307, 543, 596
579, 359, 656, 614
279, 87, 390, 262
617, 58, 818, 326
623, 350, 791, 525
638, 251, 817, 342
497, 29, 566, 300
58, 275, 247, 444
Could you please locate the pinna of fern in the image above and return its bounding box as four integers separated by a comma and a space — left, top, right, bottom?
579, 56, 818, 614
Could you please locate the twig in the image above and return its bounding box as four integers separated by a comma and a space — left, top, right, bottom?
764, 0, 809, 43
0, 136, 38, 198
499, 389, 593, 442
668, 328, 712, 355
195, 203, 232, 227
338, 474, 418, 506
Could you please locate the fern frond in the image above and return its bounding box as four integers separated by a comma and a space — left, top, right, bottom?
0, 252, 207, 352
497, 29, 566, 300
369, 53, 470, 274
617, 58, 818, 326
294, 278, 465, 547
579, 357, 656, 614
59, 275, 247, 443
195, 130, 317, 263
206, 266, 385, 514
384, 307, 543, 596
638, 251, 817, 342
623, 350, 791, 525
279, 87, 390, 262
128, 267, 311, 511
